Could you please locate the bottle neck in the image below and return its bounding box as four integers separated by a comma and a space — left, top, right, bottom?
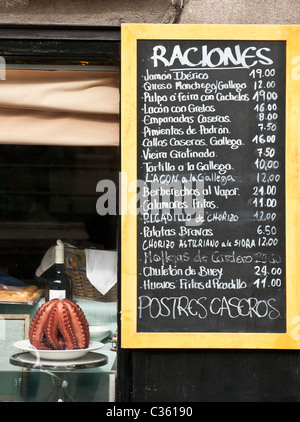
54, 262, 64, 272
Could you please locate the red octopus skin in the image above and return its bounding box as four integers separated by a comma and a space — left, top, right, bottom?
29, 299, 90, 350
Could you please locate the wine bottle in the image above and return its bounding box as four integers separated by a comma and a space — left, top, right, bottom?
45, 239, 72, 301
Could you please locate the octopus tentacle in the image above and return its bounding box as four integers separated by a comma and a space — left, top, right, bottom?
64, 299, 90, 349
45, 301, 63, 350
29, 299, 90, 351
57, 301, 77, 350
29, 299, 59, 350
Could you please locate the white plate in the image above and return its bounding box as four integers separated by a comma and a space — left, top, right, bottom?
89, 326, 111, 341
13, 340, 104, 361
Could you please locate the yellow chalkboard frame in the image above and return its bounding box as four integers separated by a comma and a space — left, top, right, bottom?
121, 24, 300, 349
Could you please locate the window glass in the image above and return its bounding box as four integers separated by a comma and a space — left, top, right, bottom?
0, 66, 119, 402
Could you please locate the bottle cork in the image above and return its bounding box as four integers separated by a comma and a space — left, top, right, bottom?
55, 239, 64, 264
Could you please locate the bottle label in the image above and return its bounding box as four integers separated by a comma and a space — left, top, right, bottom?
49, 290, 66, 300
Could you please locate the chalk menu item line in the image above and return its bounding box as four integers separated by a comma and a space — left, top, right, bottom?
170, 67, 247, 71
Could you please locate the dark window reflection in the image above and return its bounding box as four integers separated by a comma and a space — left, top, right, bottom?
0, 145, 119, 280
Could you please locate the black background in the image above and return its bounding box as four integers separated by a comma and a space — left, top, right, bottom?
136, 40, 286, 333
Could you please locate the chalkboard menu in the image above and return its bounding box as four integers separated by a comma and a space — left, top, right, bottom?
121, 25, 300, 348
136, 39, 286, 333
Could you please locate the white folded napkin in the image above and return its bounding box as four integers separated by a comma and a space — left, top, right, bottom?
85, 249, 117, 295
35, 245, 56, 277
35, 242, 75, 277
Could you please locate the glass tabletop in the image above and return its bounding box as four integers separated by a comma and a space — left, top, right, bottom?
10, 351, 108, 371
